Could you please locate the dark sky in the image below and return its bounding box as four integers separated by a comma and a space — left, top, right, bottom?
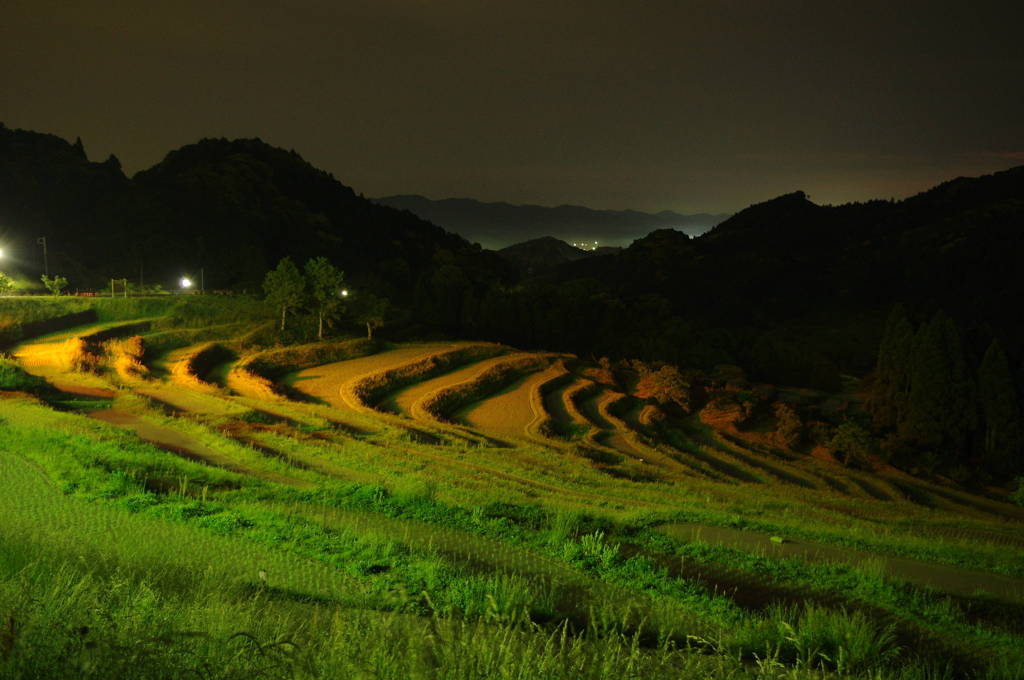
3, 1, 1023, 214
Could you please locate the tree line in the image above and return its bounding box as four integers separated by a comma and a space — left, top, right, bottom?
869, 305, 1022, 479
262, 257, 388, 342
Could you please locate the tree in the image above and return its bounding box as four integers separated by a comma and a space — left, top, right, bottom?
870, 304, 914, 429
304, 257, 346, 340
352, 292, 390, 340
262, 257, 305, 333
829, 420, 874, 468
40, 274, 68, 296
635, 364, 692, 413
978, 339, 1023, 475
901, 311, 977, 460
0, 272, 14, 295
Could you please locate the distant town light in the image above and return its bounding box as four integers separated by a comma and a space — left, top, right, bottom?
180, 277, 193, 289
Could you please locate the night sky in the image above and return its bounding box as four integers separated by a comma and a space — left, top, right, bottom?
3, 1, 1023, 214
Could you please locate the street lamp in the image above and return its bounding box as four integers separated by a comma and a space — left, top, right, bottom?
180, 276, 193, 291
37, 237, 48, 277
340, 289, 349, 297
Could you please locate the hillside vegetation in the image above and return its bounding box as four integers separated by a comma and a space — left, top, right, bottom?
1, 296, 1023, 679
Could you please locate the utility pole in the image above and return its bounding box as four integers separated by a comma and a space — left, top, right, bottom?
200, 267, 205, 294
37, 237, 48, 277
123, 278, 128, 298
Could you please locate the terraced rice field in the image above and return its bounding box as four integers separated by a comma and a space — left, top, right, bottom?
457, 361, 567, 440
287, 342, 462, 408
10, 317, 1024, 521
3, 301, 1024, 679
382, 350, 522, 416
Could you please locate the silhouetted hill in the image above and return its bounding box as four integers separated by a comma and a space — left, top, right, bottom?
128, 137, 508, 296
373, 194, 728, 249
0, 123, 130, 283
476, 167, 1024, 388
0, 125, 510, 313
497, 236, 601, 273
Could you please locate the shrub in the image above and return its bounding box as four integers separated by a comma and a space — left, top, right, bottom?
1012, 478, 1024, 507
829, 420, 875, 468
774, 403, 802, 448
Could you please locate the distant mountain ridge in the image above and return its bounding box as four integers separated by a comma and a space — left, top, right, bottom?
373, 194, 729, 249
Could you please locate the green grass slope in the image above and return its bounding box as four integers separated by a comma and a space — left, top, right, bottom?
2, 296, 1023, 679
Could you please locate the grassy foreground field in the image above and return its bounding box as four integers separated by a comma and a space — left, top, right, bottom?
1, 297, 1023, 679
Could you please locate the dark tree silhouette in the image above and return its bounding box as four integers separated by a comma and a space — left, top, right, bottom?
263, 257, 305, 332
870, 304, 915, 429
900, 311, 977, 460
304, 257, 346, 340
978, 339, 1023, 475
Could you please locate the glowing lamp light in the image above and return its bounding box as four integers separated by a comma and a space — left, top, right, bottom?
340, 289, 349, 297
180, 277, 193, 289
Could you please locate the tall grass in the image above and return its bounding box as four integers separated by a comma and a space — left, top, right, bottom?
0, 357, 52, 393
726, 603, 901, 673
5, 294, 1024, 678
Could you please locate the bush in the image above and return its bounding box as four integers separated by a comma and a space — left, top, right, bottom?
1012, 478, 1024, 507
774, 402, 802, 448
829, 420, 875, 468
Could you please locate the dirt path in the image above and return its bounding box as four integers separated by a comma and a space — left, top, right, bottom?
285, 343, 457, 409
659, 522, 1024, 603
88, 409, 311, 488
388, 353, 531, 417
457, 362, 554, 440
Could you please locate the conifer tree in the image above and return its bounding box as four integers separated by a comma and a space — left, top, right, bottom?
978, 339, 1023, 475
901, 311, 977, 460
870, 304, 914, 428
